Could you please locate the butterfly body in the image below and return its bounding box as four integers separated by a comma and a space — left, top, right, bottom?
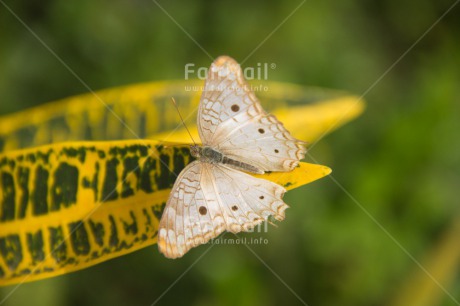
158, 56, 306, 259
191, 145, 263, 174
190, 145, 223, 163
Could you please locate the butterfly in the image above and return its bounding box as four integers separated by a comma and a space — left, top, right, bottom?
158, 56, 306, 258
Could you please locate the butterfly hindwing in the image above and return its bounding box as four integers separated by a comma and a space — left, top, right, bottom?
158, 161, 287, 259
158, 161, 224, 258
211, 164, 288, 224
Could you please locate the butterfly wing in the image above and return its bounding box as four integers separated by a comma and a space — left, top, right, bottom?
158, 162, 287, 259
198, 56, 306, 172
158, 161, 221, 259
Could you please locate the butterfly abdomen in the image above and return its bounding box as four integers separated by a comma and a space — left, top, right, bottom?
221, 156, 264, 174
193, 145, 263, 174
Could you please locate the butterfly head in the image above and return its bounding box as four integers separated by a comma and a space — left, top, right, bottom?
190, 145, 201, 158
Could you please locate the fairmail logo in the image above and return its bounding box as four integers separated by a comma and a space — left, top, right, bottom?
184, 62, 276, 80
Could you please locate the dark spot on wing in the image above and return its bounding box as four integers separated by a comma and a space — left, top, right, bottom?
231, 104, 239, 112
274, 149, 279, 153
232, 205, 238, 211
259, 196, 264, 200
258, 128, 265, 134
199, 206, 207, 215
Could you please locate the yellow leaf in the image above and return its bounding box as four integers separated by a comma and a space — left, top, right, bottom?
0, 80, 363, 152
0, 140, 330, 286
0, 79, 361, 286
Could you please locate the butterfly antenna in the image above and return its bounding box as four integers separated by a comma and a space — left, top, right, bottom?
171, 97, 197, 145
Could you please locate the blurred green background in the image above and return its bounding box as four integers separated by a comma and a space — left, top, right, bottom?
1, 0, 459, 305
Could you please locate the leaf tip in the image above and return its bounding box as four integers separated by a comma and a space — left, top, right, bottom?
322, 166, 332, 176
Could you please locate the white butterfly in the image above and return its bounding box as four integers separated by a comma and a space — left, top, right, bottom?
158, 56, 306, 258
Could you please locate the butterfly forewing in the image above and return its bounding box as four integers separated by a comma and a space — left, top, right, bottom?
198, 56, 261, 145
216, 113, 306, 171
199, 56, 306, 172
